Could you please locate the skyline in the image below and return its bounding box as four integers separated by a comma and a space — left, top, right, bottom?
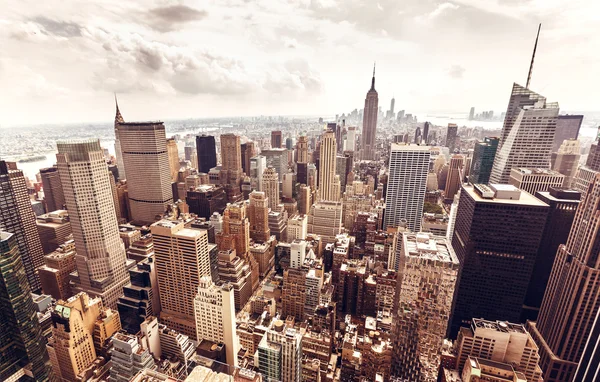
1, 0, 599, 125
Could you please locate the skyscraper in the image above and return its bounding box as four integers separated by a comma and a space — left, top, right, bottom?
296, 135, 309, 163
0, 161, 45, 292
220, 134, 243, 202
574, 308, 600, 382
194, 276, 239, 367
318, 130, 338, 202
116, 116, 174, 224
490, 28, 560, 184
56, 139, 130, 309
391, 232, 459, 381
40, 166, 65, 212
360, 65, 378, 161
469, 137, 499, 184
552, 114, 583, 152
248, 191, 271, 243
423, 121, 430, 144
166, 138, 179, 182
384, 144, 430, 231
0, 231, 54, 382
258, 322, 302, 382
450, 184, 549, 337
271, 130, 283, 149
151, 219, 211, 339
241, 141, 256, 176
523, 188, 580, 321
114, 96, 126, 180
528, 173, 600, 382
469, 107, 475, 120
551, 139, 581, 188
445, 123, 458, 153
250, 155, 266, 191
444, 154, 464, 202
509, 167, 565, 195
263, 167, 280, 211
196, 135, 217, 174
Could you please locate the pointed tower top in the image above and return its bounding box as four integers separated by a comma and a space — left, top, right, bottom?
114, 93, 124, 125
370, 62, 376, 91
526, 23, 542, 89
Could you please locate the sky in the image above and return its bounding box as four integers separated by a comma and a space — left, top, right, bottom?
1, 0, 599, 125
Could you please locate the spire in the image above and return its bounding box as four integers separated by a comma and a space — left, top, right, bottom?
526, 23, 541, 89
114, 93, 124, 125
371, 62, 376, 90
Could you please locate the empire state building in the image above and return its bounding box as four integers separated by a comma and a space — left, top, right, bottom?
361, 65, 379, 161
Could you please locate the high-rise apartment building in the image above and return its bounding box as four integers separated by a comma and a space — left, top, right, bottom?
258, 322, 303, 382
509, 168, 565, 195
444, 154, 464, 201
109, 333, 156, 382
271, 130, 283, 149
166, 138, 179, 182
454, 319, 543, 382
384, 144, 430, 232
308, 201, 343, 244
360, 66, 378, 161
282, 267, 307, 322
0, 161, 45, 292
47, 292, 120, 381
151, 219, 210, 339
0, 231, 54, 382
38, 241, 76, 301
248, 191, 271, 243
36, 210, 71, 254
450, 184, 549, 337
528, 173, 600, 382
40, 166, 65, 212
391, 232, 459, 381
194, 276, 239, 367
552, 114, 583, 152
523, 188, 580, 321
263, 167, 280, 211
551, 139, 581, 188
469, 137, 499, 184
217, 249, 253, 310
318, 130, 338, 202
490, 84, 559, 184
196, 135, 218, 174
446, 123, 458, 153
117, 120, 173, 224
56, 140, 130, 309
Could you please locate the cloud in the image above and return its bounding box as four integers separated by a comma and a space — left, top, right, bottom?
263, 58, 323, 94
447, 65, 465, 79
31, 16, 83, 37
415, 2, 460, 24
144, 5, 208, 32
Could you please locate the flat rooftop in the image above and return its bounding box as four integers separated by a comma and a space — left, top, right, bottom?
513, 167, 563, 176
403, 232, 459, 264
464, 184, 548, 207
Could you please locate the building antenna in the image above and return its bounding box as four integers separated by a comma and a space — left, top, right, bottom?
526, 23, 541, 89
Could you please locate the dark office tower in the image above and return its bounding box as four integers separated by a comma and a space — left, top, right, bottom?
446, 123, 458, 153
586, 137, 600, 171
186, 185, 227, 219
297, 163, 308, 185
528, 174, 600, 382
361, 64, 378, 161
552, 115, 583, 152
40, 166, 65, 212
0, 161, 44, 293
117, 257, 159, 335
389, 97, 395, 118
423, 121, 430, 144
574, 308, 600, 382
271, 130, 283, 149
117, 118, 173, 225
241, 141, 256, 176
196, 135, 218, 174
414, 126, 422, 144
450, 183, 549, 337
286, 137, 293, 150
522, 188, 580, 321
469, 107, 475, 120
0, 231, 54, 382
469, 137, 499, 184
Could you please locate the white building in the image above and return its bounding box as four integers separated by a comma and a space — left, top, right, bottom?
290, 240, 307, 269
287, 214, 308, 241
250, 155, 266, 192
258, 321, 302, 382
194, 276, 239, 367
384, 144, 431, 232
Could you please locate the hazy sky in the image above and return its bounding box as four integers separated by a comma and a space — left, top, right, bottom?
1, 0, 599, 125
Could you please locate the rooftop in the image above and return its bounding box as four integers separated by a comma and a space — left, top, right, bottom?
403, 232, 459, 264
466, 184, 548, 207
472, 318, 528, 334
513, 167, 563, 176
